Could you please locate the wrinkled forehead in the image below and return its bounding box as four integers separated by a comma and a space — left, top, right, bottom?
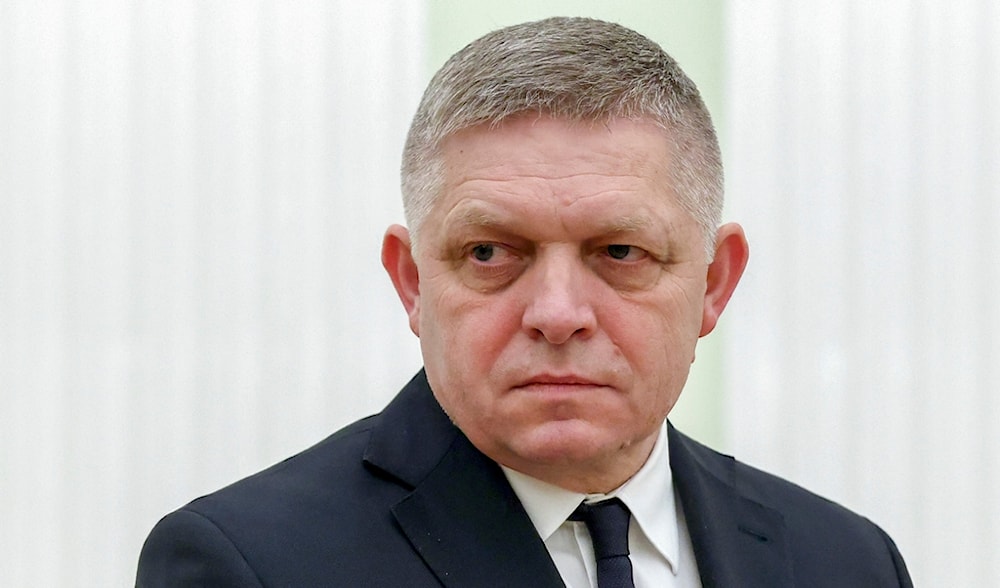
427, 115, 697, 239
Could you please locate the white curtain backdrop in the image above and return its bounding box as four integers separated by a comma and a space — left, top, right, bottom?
724, 1, 999, 586
0, 1, 425, 585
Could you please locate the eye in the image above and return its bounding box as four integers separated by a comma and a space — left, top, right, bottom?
457, 242, 525, 292
471, 243, 496, 262
605, 244, 646, 261
466, 242, 517, 266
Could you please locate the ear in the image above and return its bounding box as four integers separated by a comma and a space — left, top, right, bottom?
699, 223, 749, 337
381, 224, 421, 337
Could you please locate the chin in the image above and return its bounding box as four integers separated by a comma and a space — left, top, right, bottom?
501, 420, 625, 466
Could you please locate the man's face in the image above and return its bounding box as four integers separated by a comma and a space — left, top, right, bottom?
383, 115, 746, 492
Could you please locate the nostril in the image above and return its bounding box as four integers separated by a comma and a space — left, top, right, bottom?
520, 258, 598, 343
522, 303, 596, 345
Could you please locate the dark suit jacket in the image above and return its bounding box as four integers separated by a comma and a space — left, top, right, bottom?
137, 371, 912, 587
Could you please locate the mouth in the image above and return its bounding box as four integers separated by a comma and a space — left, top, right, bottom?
513, 374, 609, 391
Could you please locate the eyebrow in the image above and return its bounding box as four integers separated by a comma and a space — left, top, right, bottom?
596, 214, 655, 233
445, 205, 659, 236
446, 207, 506, 230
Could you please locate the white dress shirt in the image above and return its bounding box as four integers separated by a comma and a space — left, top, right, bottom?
502, 422, 702, 588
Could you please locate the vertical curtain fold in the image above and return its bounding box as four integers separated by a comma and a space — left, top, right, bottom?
0, 2, 425, 585
724, 2, 1000, 585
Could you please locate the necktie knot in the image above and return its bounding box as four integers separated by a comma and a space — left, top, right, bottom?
569, 498, 635, 588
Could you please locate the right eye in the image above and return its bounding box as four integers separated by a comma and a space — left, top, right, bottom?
456, 242, 526, 292
467, 243, 518, 266
471, 243, 497, 262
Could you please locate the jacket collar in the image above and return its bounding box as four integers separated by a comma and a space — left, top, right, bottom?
363, 371, 565, 587
363, 372, 791, 588
668, 423, 793, 587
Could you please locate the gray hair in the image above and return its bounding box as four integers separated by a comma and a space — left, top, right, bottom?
401, 17, 723, 259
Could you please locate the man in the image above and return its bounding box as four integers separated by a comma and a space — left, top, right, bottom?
137, 17, 912, 587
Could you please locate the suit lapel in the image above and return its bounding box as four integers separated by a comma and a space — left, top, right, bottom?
365, 374, 792, 587
364, 372, 564, 588
669, 424, 793, 587
392, 434, 565, 587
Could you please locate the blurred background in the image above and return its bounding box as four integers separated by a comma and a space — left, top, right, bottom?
1, 1, 996, 585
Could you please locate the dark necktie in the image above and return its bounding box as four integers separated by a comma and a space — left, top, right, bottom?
570, 498, 635, 588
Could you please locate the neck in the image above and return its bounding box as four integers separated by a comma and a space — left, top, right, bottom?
500, 433, 659, 494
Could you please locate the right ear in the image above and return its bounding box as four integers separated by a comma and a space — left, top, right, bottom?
381, 224, 421, 336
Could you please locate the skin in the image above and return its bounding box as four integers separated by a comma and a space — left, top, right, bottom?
383, 115, 748, 493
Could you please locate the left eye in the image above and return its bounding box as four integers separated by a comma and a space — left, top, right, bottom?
606, 244, 644, 261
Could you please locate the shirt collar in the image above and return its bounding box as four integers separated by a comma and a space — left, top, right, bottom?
501, 421, 679, 572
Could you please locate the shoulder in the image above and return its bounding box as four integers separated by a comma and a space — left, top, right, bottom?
194, 415, 381, 511
167, 413, 400, 539
730, 454, 911, 586
669, 427, 912, 586
137, 373, 460, 586
672, 426, 879, 529
137, 415, 417, 586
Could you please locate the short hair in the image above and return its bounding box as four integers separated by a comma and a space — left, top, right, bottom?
400, 16, 723, 259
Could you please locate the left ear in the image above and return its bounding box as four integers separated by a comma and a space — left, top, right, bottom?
699, 223, 749, 337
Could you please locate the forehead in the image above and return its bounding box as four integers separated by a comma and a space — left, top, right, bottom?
432, 115, 687, 237
440, 115, 671, 185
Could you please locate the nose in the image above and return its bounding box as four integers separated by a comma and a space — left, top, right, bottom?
521, 251, 597, 344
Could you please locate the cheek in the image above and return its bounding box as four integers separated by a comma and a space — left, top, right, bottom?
423, 289, 523, 378
607, 293, 701, 382
420, 293, 525, 439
